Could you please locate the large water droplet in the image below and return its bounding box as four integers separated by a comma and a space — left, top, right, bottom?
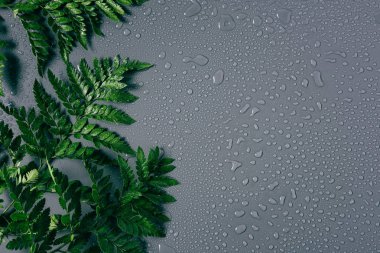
184, 0, 202, 17
235, 224, 247, 234
252, 16, 263, 26
277, 9, 292, 24
311, 70, 325, 87
218, 14, 236, 31
213, 69, 224, 85
183, 55, 209, 66
226, 160, 242, 172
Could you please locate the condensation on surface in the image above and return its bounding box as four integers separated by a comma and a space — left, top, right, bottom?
1, 0, 380, 252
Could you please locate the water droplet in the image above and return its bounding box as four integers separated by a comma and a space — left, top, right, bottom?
250, 107, 260, 116
268, 181, 279, 191
159, 51, 166, 59
183, 55, 209, 66
123, 29, 131, 36
291, 188, 297, 199
240, 104, 250, 114
211, 6, 218, 17
254, 150, 263, 158
301, 78, 309, 87
250, 210, 260, 219
235, 224, 247, 234
268, 198, 277, 205
218, 14, 236, 31
226, 160, 242, 172
252, 16, 263, 26
311, 70, 325, 87
277, 9, 292, 24
212, 69, 224, 85
234, 210, 245, 217
184, 0, 201, 17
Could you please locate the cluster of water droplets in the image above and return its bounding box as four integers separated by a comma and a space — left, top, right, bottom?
123, 0, 380, 252
2, 0, 380, 252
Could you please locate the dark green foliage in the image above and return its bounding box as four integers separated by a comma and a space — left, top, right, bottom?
0, 56, 177, 252
49, 56, 152, 128
0, 0, 149, 74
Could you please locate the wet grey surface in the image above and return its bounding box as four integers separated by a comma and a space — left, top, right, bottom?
1, 0, 380, 252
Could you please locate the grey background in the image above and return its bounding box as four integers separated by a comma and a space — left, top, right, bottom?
1, 0, 380, 252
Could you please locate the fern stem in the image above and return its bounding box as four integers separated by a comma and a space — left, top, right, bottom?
46, 159, 57, 185
1, 200, 14, 214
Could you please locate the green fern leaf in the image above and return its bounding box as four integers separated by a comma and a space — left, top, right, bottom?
84, 103, 135, 125
148, 176, 179, 188
95, 88, 138, 103
136, 147, 149, 181
0, 121, 13, 149
97, 226, 144, 253
117, 214, 163, 237
48, 70, 84, 116
18, 13, 50, 75
55, 139, 115, 165
33, 80, 72, 136
73, 118, 135, 155
6, 235, 33, 250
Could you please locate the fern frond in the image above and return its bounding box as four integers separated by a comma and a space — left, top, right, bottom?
12, 0, 150, 72
117, 212, 164, 237
73, 118, 135, 155
85, 103, 135, 125
33, 80, 72, 136
0, 121, 13, 149
53, 169, 84, 226
48, 70, 84, 116
55, 139, 115, 165
2, 169, 55, 250
0, 54, 177, 252
0, 123, 26, 164
17, 168, 38, 185
18, 13, 50, 75
97, 226, 144, 253
0, 104, 48, 157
